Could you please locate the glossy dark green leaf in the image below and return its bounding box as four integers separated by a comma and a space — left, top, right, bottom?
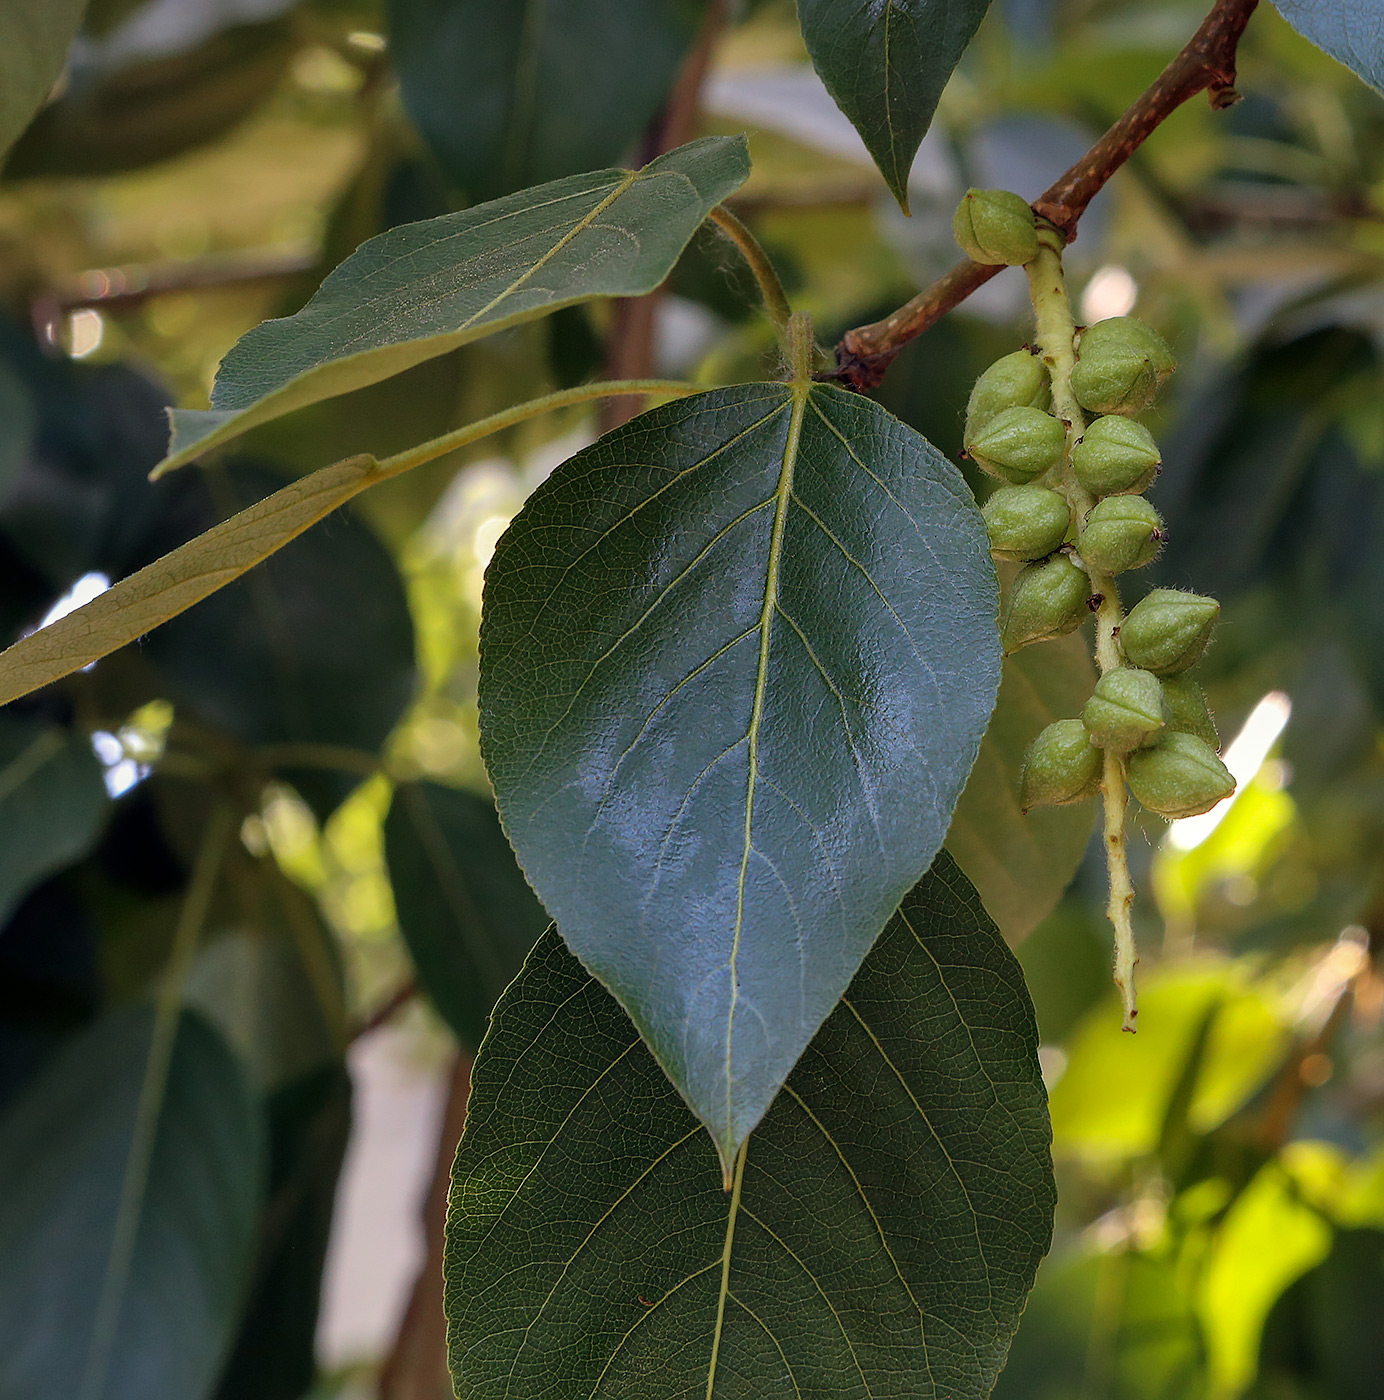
158, 136, 750, 472
0, 0, 87, 159
0, 714, 108, 928
387, 0, 703, 201
797, 0, 992, 208
946, 632, 1096, 943
1273, 1, 1384, 93
384, 781, 550, 1048
992, 1249, 1207, 1400
445, 854, 1053, 1400
0, 1004, 264, 1400
479, 383, 1001, 1163
135, 462, 416, 819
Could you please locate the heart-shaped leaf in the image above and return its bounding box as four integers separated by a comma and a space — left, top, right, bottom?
445, 854, 1054, 1400
796, 0, 993, 209
157, 135, 749, 473
387, 0, 703, 202
479, 383, 1001, 1164
1273, 1, 1384, 93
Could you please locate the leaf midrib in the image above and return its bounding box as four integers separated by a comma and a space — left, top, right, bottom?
726, 382, 807, 1148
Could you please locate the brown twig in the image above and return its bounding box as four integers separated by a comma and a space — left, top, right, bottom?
377, 1050, 473, 1400
600, 0, 727, 430
834, 0, 1260, 389
349, 979, 419, 1044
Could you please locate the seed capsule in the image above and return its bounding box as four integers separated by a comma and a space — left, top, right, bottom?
967, 405, 1066, 484
1126, 731, 1235, 819
1081, 667, 1165, 753
1120, 588, 1219, 674
1161, 674, 1219, 750
982, 485, 1071, 561
1079, 496, 1164, 574
1020, 719, 1102, 809
1072, 415, 1162, 496
1001, 554, 1091, 652
953, 188, 1040, 266
1071, 317, 1176, 417
965, 350, 1051, 442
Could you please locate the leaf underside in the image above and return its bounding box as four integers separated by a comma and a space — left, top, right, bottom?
444, 854, 1055, 1400
1272, 0, 1384, 94
479, 383, 1001, 1163
796, 0, 993, 208
157, 135, 750, 472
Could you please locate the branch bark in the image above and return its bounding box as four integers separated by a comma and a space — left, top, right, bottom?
833, 0, 1260, 390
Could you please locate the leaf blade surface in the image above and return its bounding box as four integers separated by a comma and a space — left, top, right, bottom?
158, 137, 749, 472
796, 0, 992, 206
479, 383, 1001, 1161
0, 0, 87, 160
1273, 1, 1384, 93
444, 855, 1054, 1400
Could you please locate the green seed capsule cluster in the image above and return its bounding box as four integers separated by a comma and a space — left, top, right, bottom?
955, 191, 1237, 1026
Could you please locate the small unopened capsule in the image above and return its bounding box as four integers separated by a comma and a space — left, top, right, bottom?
1120, 588, 1219, 674
953, 188, 1040, 267
1020, 719, 1102, 809
982, 485, 1072, 561
1072, 416, 1162, 496
967, 405, 1066, 484
1001, 554, 1091, 652
1079, 496, 1164, 574
1126, 731, 1235, 818
1161, 674, 1219, 750
965, 350, 1051, 442
1081, 667, 1165, 753
1071, 317, 1175, 417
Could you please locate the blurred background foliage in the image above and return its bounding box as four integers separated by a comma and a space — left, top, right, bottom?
5, 0, 1384, 1396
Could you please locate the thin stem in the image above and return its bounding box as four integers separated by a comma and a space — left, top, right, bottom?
709, 204, 794, 337
1024, 230, 1139, 1032
374, 378, 699, 479
834, 0, 1260, 388
79, 802, 235, 1400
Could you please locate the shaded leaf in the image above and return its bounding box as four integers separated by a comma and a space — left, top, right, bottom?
0, 1004, 264, 1400
0, 0, 88, 160
135, 462, 416, 817
158, 136, 750, 472
479, 383, 1000, 1163
388, 0, 703, 201
797, 0, 992, 207
445, 854, 1054, 1400
384, 781, 549, 1049
946, 632, 1097, 944
993, 1249, 1207, 1400
0, 714, 108, 928
1273, 1, 1384, 93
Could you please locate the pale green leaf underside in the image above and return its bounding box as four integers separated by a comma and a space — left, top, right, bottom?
946, 633, 1097, 943
796, 0, 993, 207
0, 0, 87, 160
445, 855, 1055, 1400
1273, 0, 1384, 93
479, 383, 1001, 1165
157, 136, 749, 472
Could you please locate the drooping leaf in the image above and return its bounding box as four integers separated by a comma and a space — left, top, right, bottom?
134, 462, 416, 818
992, 1249, 1207, 1400
388, 0, 703, 202
0, 0, 88, 160
796, 0, 993, 209
384, 781, 550, 1049
157, 136, 750, 473
946, 632, 1097, 943
0, 1004, 264, 1400
1272, 1, 1384, 93
0, 714, 108, 928
445, 854, 1054, 1400
479, 383, 1001, 1163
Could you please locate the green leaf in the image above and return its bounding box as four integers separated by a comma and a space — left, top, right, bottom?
0, 0, 87, 160
387, 0, 703, 202
0, 1004, 265, 1400
0, 714, 108, 928
445, 854, 1053, 1399
384, 781, 551, 1048
993, 1249, 1207, 1400
157, 137, 750, 473
796, 0, 992, 209
1272, 1, 1384, 93
946, 632, 1097, 943
479, 383, 1001, 1163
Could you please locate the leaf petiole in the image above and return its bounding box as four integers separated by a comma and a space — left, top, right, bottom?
708, 204, 793, 338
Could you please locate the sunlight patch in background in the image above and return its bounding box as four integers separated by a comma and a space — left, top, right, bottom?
1080, 265, 1138, 323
